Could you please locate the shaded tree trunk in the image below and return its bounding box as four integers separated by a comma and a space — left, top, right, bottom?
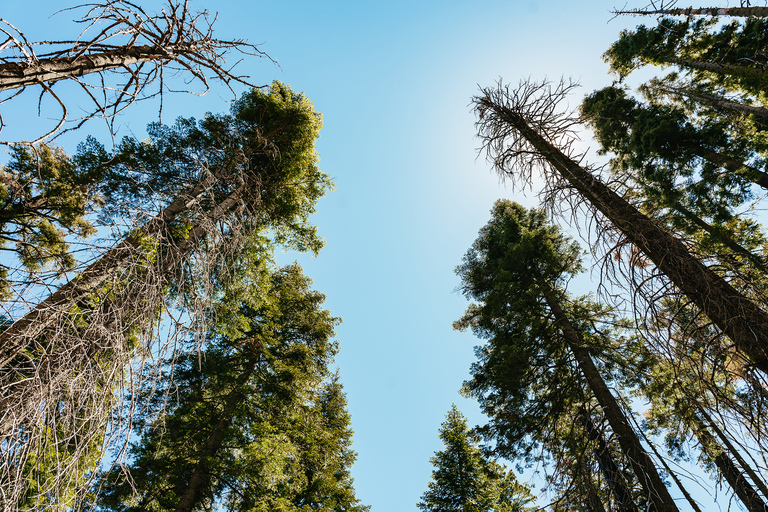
699, 408, 768, 500
690, 146, 768, 190
542, 287, 679, 511
579, 409, 639, 512
647, 84, 768, 120
691, 414, 768, 512
483, 99, 768, 375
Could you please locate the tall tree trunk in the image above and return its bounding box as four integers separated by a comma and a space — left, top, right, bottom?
483, 99, 768, 375
579, 409, 639, 512
541, 287, 679, 511
614, 7, 768, 17
174, 352, 259, 512
647, 84, 768, 120
0, 161, 242, 369
669, 202, 768, 274
0, 44, 199, 92
691, 414, 768, 512
663, 56, 768, 91
580, 460, 608, 512
690, 146, 768, 191
699, 408, 768, 499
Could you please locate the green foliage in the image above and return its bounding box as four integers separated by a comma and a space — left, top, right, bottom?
0, 143, 103, 299
417, 405, 534, 512
605, 17, 768, 97
95, 264, 367, 512
77, 81, 331, 255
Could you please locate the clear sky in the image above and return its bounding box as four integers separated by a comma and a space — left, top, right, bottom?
0, 1, 729, 510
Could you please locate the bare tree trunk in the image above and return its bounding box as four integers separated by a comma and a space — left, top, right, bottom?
542, 287, 679, 511
614, 7, 768, 17
691, 414, 768, 512
579, 409, 639, 512
0, 44, 195, 91
479, 96, 768, 375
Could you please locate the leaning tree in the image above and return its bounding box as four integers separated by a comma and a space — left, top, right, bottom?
0, 81, 332, 508
0, 0, 271, 144
473, 78, 768, 377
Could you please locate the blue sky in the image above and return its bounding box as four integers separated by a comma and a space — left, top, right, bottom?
0, 1, 729, 510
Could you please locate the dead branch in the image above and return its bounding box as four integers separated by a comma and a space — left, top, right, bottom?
0, 1, 273, 145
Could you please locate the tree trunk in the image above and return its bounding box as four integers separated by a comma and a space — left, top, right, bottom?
486, 101, 768, 375
174, 358, 257, 512
669, 202, 768, 274
0, 44, 197, 92
580, 460, 608, 512
579, 409, 639, 512
699, 408, 768, 500
690, 146, 768, 191
648, 84, 768, 120
0, 161, 240, 369
691, 414, 768, 512
614, 7, 768, 17
542, 287, 679, 511
664, 56, 768, 91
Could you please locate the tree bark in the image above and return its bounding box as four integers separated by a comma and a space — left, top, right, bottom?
0, 44, 197, 92
691, 414, 768, 512
542, 287, 679, 511
614, 7, 768, 17
487, 101, 768, 375
579, 409, 639, 512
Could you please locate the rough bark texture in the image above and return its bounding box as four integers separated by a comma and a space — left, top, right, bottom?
692, 416, 768, 512
0, 44, 195, 91
0, 163, 235, 369
491, 103, 768, 375
579, 410, 639, 512
542, 288, 679, 511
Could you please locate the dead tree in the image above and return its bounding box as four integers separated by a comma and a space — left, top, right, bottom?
0, 0, 271, 144
473, 78, 768, 376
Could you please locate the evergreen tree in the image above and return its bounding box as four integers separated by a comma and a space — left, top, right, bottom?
0, 82, 332, 509
96, 264, 367, 512
417, 405, 533, 512
455, 200, 677, 510
604, 17, 768, 97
